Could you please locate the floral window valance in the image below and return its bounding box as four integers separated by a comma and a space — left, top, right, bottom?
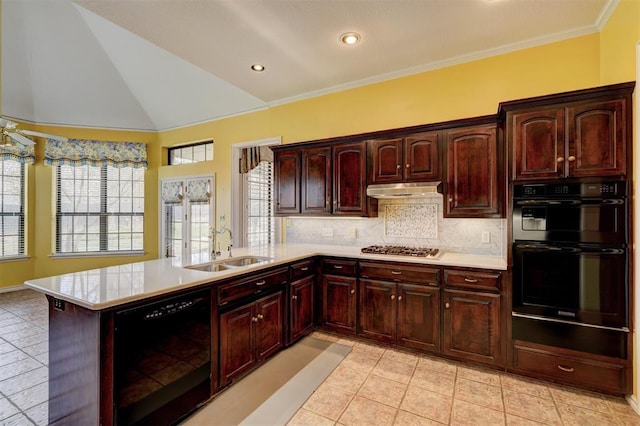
185, 178, 211, 202
44, 139, 148, 168
0, 143, 35, 164
162, 181, 183, 204
240, 146, 273, 174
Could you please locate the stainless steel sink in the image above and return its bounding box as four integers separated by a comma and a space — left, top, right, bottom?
220, 256, 271, 267
185, 256, 272, 273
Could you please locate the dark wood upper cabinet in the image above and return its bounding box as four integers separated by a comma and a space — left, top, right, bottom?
444, 124, 500, 217
501, 81, 634, 181
301, 147, 332, 215
333, 141, 369, 216
370, 132, 439, 183
274, 149, 301, 215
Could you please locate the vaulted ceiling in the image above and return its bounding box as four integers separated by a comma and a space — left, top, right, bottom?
1, 0, 614, 132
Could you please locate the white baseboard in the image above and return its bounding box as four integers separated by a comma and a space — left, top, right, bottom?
626, 394, 640, 415
0, 284, 28, 294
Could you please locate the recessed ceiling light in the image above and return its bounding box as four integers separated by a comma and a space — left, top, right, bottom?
339, 32, 361, 46
251, 64, 265, 72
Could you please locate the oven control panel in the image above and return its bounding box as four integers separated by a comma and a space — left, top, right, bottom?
514, 181, 626, 198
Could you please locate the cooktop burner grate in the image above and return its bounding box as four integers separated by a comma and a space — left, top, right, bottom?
360, 245, 442, 258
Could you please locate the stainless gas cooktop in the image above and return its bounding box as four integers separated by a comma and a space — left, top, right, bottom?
360, 245, 442, 258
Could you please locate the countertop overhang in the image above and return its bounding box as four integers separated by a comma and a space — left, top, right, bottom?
24, 244, 507, 310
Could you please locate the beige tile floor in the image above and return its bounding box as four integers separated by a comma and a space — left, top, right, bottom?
1, 289, 640, 426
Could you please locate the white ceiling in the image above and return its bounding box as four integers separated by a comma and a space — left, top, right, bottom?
1, 0, 615, 132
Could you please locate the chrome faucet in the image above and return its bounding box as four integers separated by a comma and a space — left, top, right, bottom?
217, 227, 233, 258
209, 226, 221, 260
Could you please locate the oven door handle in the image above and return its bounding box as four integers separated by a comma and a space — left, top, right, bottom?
516, 244, 624, 255
515, 200, 580, 206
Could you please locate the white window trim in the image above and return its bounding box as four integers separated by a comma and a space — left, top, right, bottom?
231, 137, 281, 248
158, 174, 215, 260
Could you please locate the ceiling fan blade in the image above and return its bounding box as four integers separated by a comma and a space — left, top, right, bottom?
19, 129, 68, 142
7, 132, 35, 146
0, 118, 17, 129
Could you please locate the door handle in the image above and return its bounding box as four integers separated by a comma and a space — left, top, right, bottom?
255, 280, 266, 286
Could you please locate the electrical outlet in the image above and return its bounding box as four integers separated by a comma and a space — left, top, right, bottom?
481, 231, 491, 243
347, 227, 357, 238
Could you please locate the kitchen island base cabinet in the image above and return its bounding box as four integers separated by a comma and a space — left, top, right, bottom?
442, 289, 502, 367
219, 291, 284, 387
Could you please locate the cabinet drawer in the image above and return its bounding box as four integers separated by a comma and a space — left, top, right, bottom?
291, 259, 315, 281
512, 343, 627, 394
218, 267, 289, 306
322, 259, 357, 276
444, 269, 500, 291
359, 261, 440, 286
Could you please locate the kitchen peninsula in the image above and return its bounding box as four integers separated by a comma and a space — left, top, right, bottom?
25, 244, 506, 425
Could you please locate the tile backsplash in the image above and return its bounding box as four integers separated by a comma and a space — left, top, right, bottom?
285, 196, 506, 257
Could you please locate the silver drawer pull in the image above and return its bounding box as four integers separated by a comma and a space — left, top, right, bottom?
464, 277, 479, 283
255, 280, 266, 286
333, 265, 343, 269
557, 365, 575, 373
300, 267, 309, 271
391, 271, 402, 275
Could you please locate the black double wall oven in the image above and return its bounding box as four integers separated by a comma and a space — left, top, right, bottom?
512, 181, 629, 359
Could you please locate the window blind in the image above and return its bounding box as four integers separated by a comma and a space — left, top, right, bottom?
245, 160, 275, 247
0, 158, 26, 257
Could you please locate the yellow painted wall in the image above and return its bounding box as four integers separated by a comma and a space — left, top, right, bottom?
0, 125, 158, 288
600, 0, 639, 84
154, 33, 602, 233
2, 5, 638, 290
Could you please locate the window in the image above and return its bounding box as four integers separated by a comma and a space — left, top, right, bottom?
55, 164, 144, 254
161, 176, 214, 261
244, 160, 276, 247
168, 141, 213, 165
0, 158, 26, 258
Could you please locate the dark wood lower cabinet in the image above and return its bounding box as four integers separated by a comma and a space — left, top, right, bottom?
220, 291, 283, 387
290, 275, 315, 343
358, 279, 440, 353
442, 289, 502, 367
321, 274, 357, 334
397, 283, 440, 353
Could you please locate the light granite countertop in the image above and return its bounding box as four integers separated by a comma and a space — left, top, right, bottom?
24, 244, 507, 310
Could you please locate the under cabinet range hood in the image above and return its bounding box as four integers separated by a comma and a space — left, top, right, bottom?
366, 182, 442, 198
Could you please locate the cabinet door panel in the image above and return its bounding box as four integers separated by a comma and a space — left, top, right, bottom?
220, 304, 255, 386
397, 283, 440, 353
302, 147, 332, 215
274, 150, 300, 215
290, 276, 315, 342
333, 142, 367, 215
370, 138, 403, 183
512, 109, 564, 180
358, 279, 396, 343
445, 125, 499, 217
322, 275, 357, 333
404, 132, 440, 181
256, 292, 284, 361
443, 289, 502, 366
569, 100, 626, 177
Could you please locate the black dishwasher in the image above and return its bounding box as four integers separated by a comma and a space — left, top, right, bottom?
114, 289, 211, 425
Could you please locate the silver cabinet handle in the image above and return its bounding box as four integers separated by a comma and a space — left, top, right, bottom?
292, 295, 298, 300
257, 313, 264, 320
251, 317, 258, 322
256, 280, 266, 286
301, 267, 309, 271
391, 271, 402, 275
557, 157, 565, 163
390, 295, 396, 300
464, 277, 479, 283
445, 302, 450, 308
557, 365, 574, 373
333, 265, 343, 269
350, 289, 356, 295
398, 296, 403, 301
567, 155, 576, 162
